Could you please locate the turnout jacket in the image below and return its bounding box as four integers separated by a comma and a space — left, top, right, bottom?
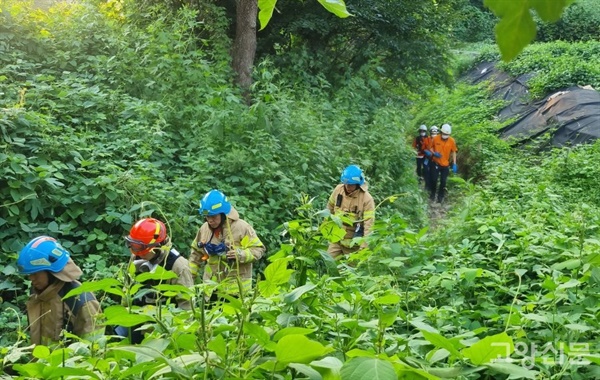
26, 280, 102, 345
327, 183, 375, 242
190, 206, 265, 295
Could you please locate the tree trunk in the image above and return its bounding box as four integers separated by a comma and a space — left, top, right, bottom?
232, 0, 257, 98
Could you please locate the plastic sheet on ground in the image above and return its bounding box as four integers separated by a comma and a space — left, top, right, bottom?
464, 61, 600, 147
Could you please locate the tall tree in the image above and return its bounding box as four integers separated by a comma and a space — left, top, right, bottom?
232, 0, 258, 91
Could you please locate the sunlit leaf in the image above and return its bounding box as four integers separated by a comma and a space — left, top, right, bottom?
340, 357, 396, 380
461, 332, 514, 365
275, 335, 333, 363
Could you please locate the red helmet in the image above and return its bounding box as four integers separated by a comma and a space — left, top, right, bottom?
125, 218, 167, 256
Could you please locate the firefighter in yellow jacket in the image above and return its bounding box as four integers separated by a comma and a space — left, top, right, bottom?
17, 236, 103, 346
189, 190, 265, 298
327, 165, 375, 259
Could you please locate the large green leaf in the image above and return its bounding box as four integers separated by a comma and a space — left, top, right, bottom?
273, 327, 316, 342
258, 0, 277, 31
316, 0, 351, 19
320, 219, 346, 243
275, 335, 333, 364
484, 0, 575, 61
530, 0, 575, 22
461, 332, 514, 365
103, 305, 154, 327
283, 282, 316, 303
62, 278, 123, 299
340, 357, 396, 380
420, 330, 463, 358
289, 363, 323, 380
244, 322, 276, 351
485, 362, 538, 379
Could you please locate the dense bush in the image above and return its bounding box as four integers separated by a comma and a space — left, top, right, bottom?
451, 2, 496, 43
469, 41, 600, 99
535, 0, 600, 43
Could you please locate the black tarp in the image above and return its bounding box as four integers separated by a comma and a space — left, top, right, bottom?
464, 62, 600, 147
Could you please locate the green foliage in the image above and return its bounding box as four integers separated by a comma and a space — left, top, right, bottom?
451, 1, 497, 43
535, 0, 600, 43
497, 41, 600, 97
484, 0, 576, 61
257, 0, 460, 91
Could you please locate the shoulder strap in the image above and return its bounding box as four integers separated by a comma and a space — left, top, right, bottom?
357, 188, 365, 219
165, 251, 181, 271
58, 281, 96, 317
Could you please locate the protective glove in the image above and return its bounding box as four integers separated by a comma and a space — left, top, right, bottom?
424, 150, 432, 157
433, 152, 442, 158
452, 163, 458, 173
424, 158, 429, 166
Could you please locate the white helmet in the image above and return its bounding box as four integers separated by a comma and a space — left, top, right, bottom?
430, 126, 439, 134
441, 124, 452, 135
418, 125, 427, 132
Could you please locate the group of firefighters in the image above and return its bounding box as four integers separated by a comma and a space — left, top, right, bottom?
15, 165, 375, 346
13, 124, 457, 348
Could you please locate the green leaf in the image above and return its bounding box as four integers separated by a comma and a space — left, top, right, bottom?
373, 293, 400, 305
135, 266, 178, 283
273, 327, 316, 342
265, 257, 294, 284
485, 362, 538, 379
283, 283, 316, 303
103, 305, 154, 327
244, 322, 275, 351
207, 334, 227, 358
44, 367, 101, 380
484, 0, 536, 61
12, 363, 45, 378
563, 323, 594, 332
530, 0, 572, 22
32, 345, 50, 359
340, 357, 396, 380
311, 356, 344, 370
420, 330, 463, 358
275, 335, 333, 364
259, 257, 295, 296
258, 0, 277, 31
461, 332, 514, 365
63, 278, 123, 299
48, 221, 59, 233
320, 220, 346, 242
289, 363, 323, 380
316, 0, 352, 19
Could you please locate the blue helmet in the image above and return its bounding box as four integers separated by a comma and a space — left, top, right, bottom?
199, 190, 232, 216
17, 236, 70, 275
340, 165, 365, 185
